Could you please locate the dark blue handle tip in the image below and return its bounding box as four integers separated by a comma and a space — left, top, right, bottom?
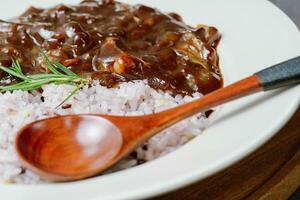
255, 56, 300, 91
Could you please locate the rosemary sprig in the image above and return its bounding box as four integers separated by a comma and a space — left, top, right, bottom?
55, 84, 82, 109
0, 50, 89, 107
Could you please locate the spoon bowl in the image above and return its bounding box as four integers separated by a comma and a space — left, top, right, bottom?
16, 115, 123, 181
16, 113, 172, 181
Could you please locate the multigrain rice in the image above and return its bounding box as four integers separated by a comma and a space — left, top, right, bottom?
0, 80, 210, 184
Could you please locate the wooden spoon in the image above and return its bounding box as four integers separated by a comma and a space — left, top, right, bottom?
15, 56, 300, 182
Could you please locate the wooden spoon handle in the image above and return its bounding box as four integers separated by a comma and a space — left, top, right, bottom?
157, 76, 262, 123
155, 56, 300, 129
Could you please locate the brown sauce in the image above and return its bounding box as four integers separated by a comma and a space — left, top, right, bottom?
0, 0, 222, 95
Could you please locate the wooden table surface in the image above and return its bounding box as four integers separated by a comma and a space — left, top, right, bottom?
152, 108, 300, 200
151, 1, 300, 199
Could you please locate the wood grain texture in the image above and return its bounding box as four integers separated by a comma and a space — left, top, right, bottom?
151, 108, 300, 200
247, 151, 300, 200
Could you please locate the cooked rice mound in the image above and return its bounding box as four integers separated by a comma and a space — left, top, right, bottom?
0, 81, 209, 184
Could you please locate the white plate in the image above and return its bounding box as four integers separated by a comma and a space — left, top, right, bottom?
1, 0, 300, 199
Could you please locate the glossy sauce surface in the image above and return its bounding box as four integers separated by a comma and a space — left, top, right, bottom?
0, 0, 222, 95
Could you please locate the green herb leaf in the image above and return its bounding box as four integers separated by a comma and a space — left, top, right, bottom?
0, 79, 52, 91
55, 84, 81, 109
0, 49, 89, 107
38, 48, 62, 75
0, 65, 29, 81
27, 74, 66, 80
52, 61, 78, 77
12, 59, 23, 74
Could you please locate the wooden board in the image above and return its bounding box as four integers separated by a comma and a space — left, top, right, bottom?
151, 107, 300, 200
